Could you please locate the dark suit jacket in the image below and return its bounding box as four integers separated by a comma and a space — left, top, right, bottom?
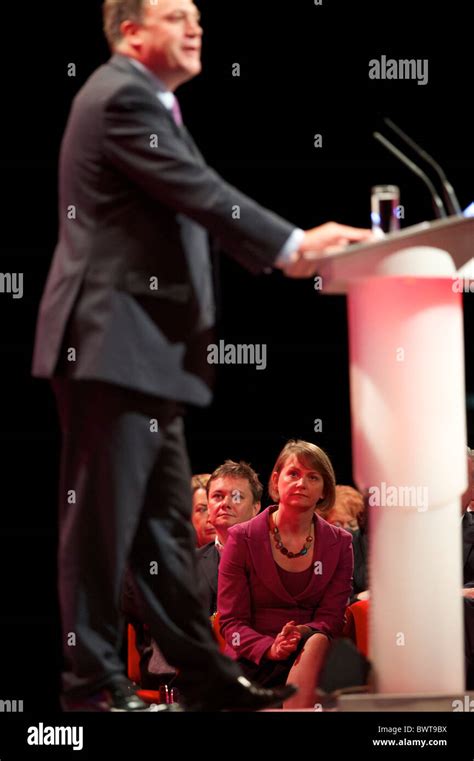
463, 512, 474, 688
218, 507, 354, 664
196, 541, 220, 617
350, 528, 368, 603
32, 53, 294, 404
463, 511, 474, 585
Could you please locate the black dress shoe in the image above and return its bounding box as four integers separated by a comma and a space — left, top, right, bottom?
185, 676, 297, 712
148, 702, 183, 712
61, 680, 149, 712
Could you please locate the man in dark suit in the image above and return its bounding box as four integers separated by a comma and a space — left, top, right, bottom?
462, 449, 474, 580
198, 460, 262, 616
124, 460, 263, 689
462, 447, 474, 687
32, 0, 371, 711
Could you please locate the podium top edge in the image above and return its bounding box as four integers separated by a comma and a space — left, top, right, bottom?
321, 214, 473, 264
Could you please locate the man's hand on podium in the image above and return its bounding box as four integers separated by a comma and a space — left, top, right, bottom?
282, 222, 373, 278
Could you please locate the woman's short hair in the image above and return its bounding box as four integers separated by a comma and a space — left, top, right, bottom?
191, 474, 211, 495
268, 440, 336, 510
103, 0, 145, 49
319, 484, 364, 522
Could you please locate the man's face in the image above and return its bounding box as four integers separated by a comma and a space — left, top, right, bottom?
462, 454, 474, 513
272, 455, 325, 510
207, 477, 260, 531
133, 0, 203, 87
191, 487, 216, 547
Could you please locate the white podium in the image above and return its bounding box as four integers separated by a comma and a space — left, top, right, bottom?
318, 215, 474, 696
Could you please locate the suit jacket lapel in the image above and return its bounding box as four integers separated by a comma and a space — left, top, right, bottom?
180, 125, 206, 162
109, 53, 199, 148
248, 508, 339, 605
144, 99, 205, 161
201, 543, 219, 598
248, 509, 294, 604
310, 514, 342, 597
463, 512, 474, 574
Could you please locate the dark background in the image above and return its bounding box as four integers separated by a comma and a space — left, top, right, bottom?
0, 0, 472, 716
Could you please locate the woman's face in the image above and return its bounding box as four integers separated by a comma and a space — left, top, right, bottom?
191, 487, 216, 547
273, 455, 325, 510
324, 503, 358, 531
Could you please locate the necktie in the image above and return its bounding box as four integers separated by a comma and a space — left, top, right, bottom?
171, 95, 183, 127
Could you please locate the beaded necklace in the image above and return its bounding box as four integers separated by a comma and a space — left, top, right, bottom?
269, 508, 314, 559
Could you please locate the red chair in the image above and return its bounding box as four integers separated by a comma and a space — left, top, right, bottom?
127, 614, 227, 703
210, 611, 227, 652
127, 624, 162, 704
343, 599, 369, 658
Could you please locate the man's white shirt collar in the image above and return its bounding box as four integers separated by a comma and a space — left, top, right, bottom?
128, 58, 176, 110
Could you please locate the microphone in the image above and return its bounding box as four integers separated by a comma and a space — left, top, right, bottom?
373, 131, 447, 219
384, 118, 462, 216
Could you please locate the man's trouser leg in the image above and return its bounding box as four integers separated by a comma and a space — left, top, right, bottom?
53, 379, 238, 698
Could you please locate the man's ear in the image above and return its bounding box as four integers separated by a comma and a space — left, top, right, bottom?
118, 19, 144, 47
252, 502, 261, 517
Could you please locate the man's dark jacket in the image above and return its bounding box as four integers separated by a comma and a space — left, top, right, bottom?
32, 54, 294, 403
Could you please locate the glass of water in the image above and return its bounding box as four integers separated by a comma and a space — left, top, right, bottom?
371, 184, 400, 237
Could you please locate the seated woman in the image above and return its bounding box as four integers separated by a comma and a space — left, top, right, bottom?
317, 484, 363, 532
319, 485, 368, 603
191, 473, 216, 548
218, 440, 353, 708
350, 495, 369, 603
